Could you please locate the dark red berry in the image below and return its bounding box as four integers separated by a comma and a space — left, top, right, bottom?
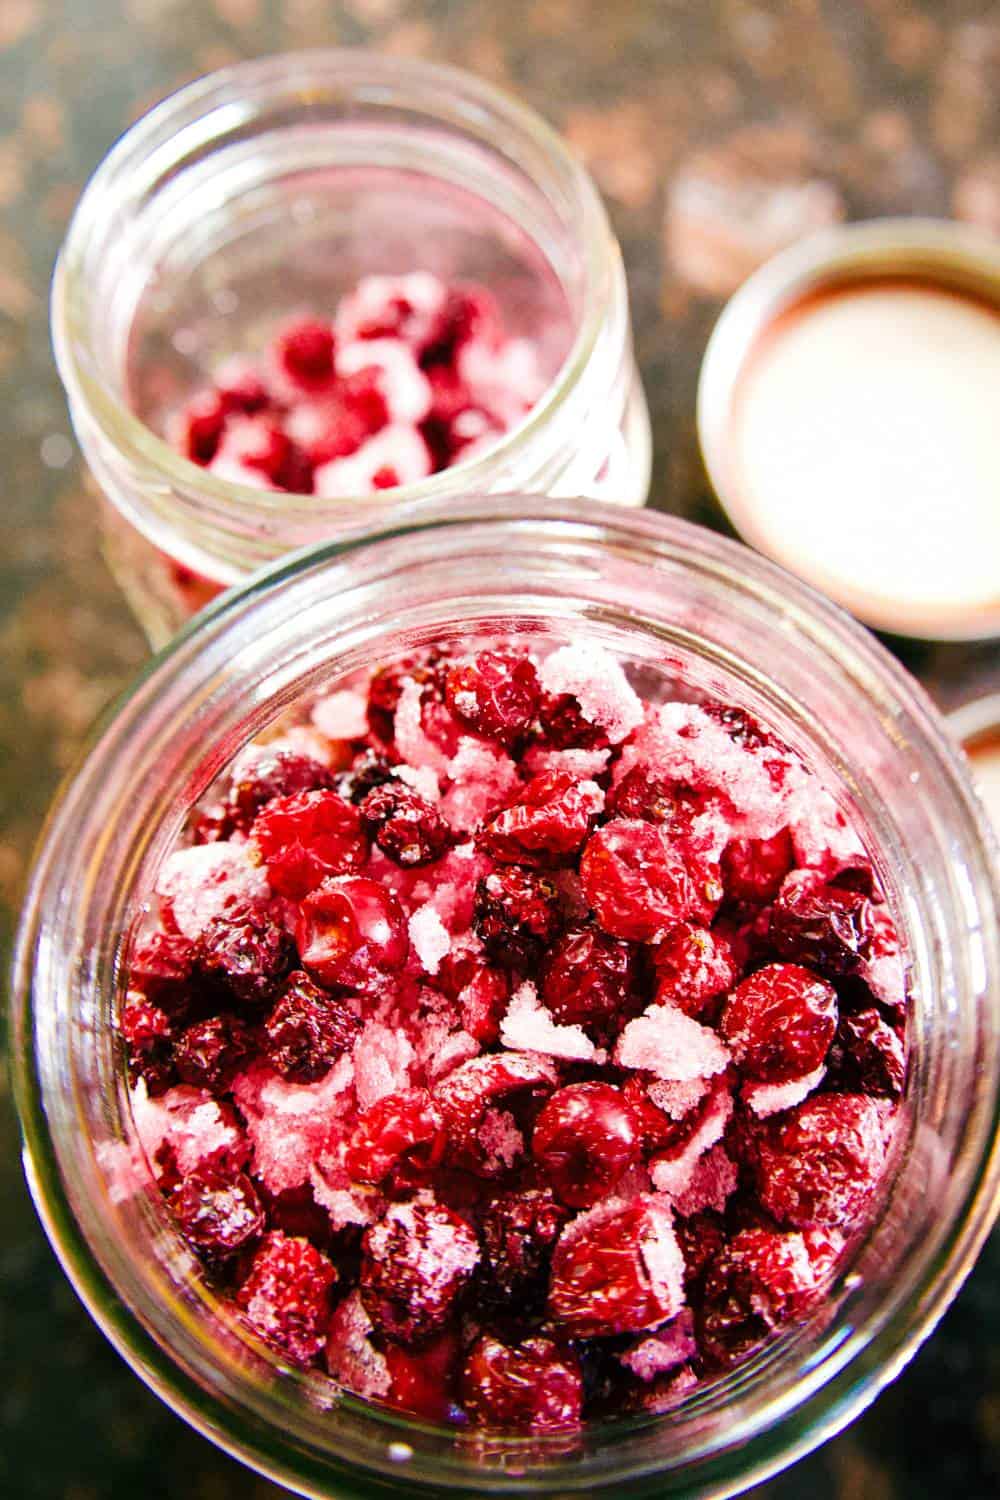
548, 1197, 684, 1338
120, 994, 173, 1051
366, 651, 450, 743
228, 750, 333, 829
360, 1200, 479, 1345
540, 926, 640, 1040
129, 930, 198, 1007
434, 1052, 557, 1176
473, 866, 563, 972
829, 1008, 906, 1098
174, 1014, 255, 1091
216, 364, 270, 415
360, 781, 451, 866
345, 1089, 446, 1184
192, 802, 236, 844
703, 704, 777, 752
172, 1167, 264, 1258
537, 691, 610, 751
253, 789, 368, 899
236, 1230, 338, 1364
674, 1210, 727, 1291
274, 318, 336, 392
421, 284, 502, 366
384, 1328, 461, 1422
720, 963, 838, 1083
697, 1226, 830, 1367
480, 1188, 569, 1304
480, 770, 603, 866
444, 650, 541, 746
769, 871, 873, 975
295, 875, 409, 992
721, 830, 795, 906
200, 901, 294, 1006
532, 1083, 641, 1208
580, 820, 723, 943
461, 1335, 582, 1434
335, 749, 396, 805
652, 921, 743, 1017
755, 1093, 886, 1230
264, 971, 361, 1081
257, 1182, 337, 1251
606, 766, 704, 831
621, 1075, 690, 1153
178, 390, 227, 465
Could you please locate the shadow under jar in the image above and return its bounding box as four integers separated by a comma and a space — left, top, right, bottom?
51, 51, 650, 646
11, 498, 1000, 1498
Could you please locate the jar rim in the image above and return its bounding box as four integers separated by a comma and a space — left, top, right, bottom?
12, 497, 1000, 1496
51, 50, 623, 533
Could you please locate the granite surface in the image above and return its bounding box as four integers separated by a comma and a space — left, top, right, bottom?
2, 2, 999, 1496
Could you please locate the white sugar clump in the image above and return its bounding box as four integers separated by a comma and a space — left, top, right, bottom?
615, 1004, 730, 1081
314, 424, 431, 498
395, 763, 441, 802
408, 903, 451, 976
649, 1087, 734, 1199
637, 1197, 687, 1324
670, 1143, 739, 1216
538, 642, 644, 745
131, 1080, 247, 1181
336, 337, 432, 424
647, 1076, 711, 1120
310, 689, 369, 741
441, 739, 521, 833
477, 1107, 525, 1173
618, 1309, 697, 1382
743, 1063, 826, 1118
310, 1162, 378, 1231
353, 1021, 415, 1112
231, 1056, 354, 1194
325, 1291, 393, 1399
500, 981, 601, 1062
521, 745, 612, 779
155, 842, 270, 941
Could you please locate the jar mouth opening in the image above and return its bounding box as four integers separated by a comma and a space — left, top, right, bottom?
13, 500, 1000, 1493
52, 50, 621, 525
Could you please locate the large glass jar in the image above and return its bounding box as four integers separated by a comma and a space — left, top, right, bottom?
51, 51, 651, 645
12, 499, 999, 1498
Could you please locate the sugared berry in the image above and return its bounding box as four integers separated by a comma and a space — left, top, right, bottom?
547, 1197, 685, 1338
434, 1052, 557, 1176
537, 691, 610, 751
174, 1014, 255, 1091
360, 1200, 479, 1345
697, 1226, 830, 1367
769, 871, 873, 975
480, 1188, 569, 1305
461, 1335, 583, 1434
264, 971, 361, 1081
652, 921, 743, 1017
129, 930, 198, 1008
360, 781, 450, 866
253, 789, 368, 899
480, 771, 603, 866
201, 901, 294, 1006
721, 830, 795, 906
580, 820, 722, 942
444, 650, 540, 746
532, 1083, 641, 1208
719, 963, 837, 1083
345, 1089, 446, 1184
473, 866, 563, 972
236, 1230, 338, 1364
228, 750, 333, 829
172, 1167, 265, 1258
335, 749, 396, 805
829, 1008, 906, 1098
755, 1093, 886, 1230
295, 875, 409, 991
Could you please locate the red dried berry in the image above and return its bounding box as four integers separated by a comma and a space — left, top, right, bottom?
295, 875, 409, 992
367, 652, 447, 742
434, 1052, 557, 1176
473, 866, 563, 972
580, 820, 723, 943
755, 1093, 887, 1230
652, 921, 743, 1017
674, 1210, 727, 1291
830, 1008, 906, 1098
178, 390, 227, 465
253, 789, 368, 899
421, 284, 503, 366
216, 364, 270, 415
606, 766, 704, 830
480, 1188, 569, 1304
697, 1227, 831, 1367
620, 1075, 689, 1154
236, 1230, 338, 1364
335, 749, 397, 805
360, 1200, 479, 1345
172, 1167, 265, 1258
720, 963, 838, 1083
537, 690, 610, 751
257, 1182, 336, 1250
461, 1334, 583, 1434
721, 830, 795, 906
769, 871, 873, 975
345, 1088, 446, 1184
384, 1328, 461, 1422
444, 650, 541, 746
532, 1083, 641, 1208
192, 802, 235, 845
174, 1014, 255, 1091
120, 995, 173, 1051
264, 971, 361, 1082
129, 930, 198, 1007
548, 1197, 685, 1338
360, 781, 451, 866
540, 925, 640, 1040
480, 770, 603, 866
200, 901, 294, 1006
703, 704, 777, 752
274, 318, 336, 392
228, 750, 333, 829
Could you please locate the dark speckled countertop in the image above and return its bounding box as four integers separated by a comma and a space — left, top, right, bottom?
2, 3, 998, 1497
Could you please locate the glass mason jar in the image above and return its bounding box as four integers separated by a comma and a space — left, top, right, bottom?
51, 51, 651, 645
11, 499, 1000, 1499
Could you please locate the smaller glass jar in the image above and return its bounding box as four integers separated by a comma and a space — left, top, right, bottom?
51, 51, 651, 644
11, 497, 1000, 1500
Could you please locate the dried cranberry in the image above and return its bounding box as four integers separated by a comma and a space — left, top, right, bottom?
295, 876, 409, 992
345, 1089, 445, 1184
178, 390, 227, 465
480, 771, 603, 866
174, 1014, 255, 1091
674, 1210, 727, 1291
257, 1182, 337, 1251
548, 1197, 684, 1338
755, 1093, 887, 1230
457, 964, 510, 1045
264, 971, 360, 1081
537, 691, 610, 751
120, 995, 173, 1051
200, 902, 294, 1006
335, 749, 397, 805
829, 1008, 906, 1098
384, 1328, 461, 1422
719, 963, 838, 1083
607, 766, 703, 831
703, 704, 776, 752
228, 750, 333, 829
697, 1227, 829, 1367
434, 1052, 557, 1176
620, 1075, 688, 1153
769, 871, 873, 975
721, 830, 795, 906
274, 318, 336, 391
532, 1083, 641, 1208
461, 1335, 582, 1434
236, 1230, 338, 1364
580, 820, 722, 943
129, 930, 198, 1008
540, 926, 640, 1040
192, 802, 235, 845
473, 866, 563, 972
421, 284, 502, 366
652, 921, 743, 1017
366, 651, 448, 743
172, 1167, 264, 1258
360, 781, 451, 867
480, 1188, 569, 1305
360, 1200, 479, 1345
253, 789, 368, 899
444, 650, 541, 746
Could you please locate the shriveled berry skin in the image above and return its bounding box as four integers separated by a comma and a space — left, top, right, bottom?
580, 820, 722, 942
480, 771, 603, 867
755, 1093, 887, 1230
129, 930, 198, 1010
345, 1088, 446, 1184
335, 749, 396, 805
434, 1052, 557, 1176
228, 750, 333, 829
360, 781, 450, 867
547, 1197, 685, 1338
606, 766, 702, 829
120, 996, 176, 1094
697, 1227, 830, 1367
172, 1167, 265, 1258
829, 1007, 906, 1098
236, 1230, 338, 1364
473, 866, 563, 972
444, 650, 540, 746
201, 902, 294, 1006
480, 1188, 569, 1305
719, 963, 838, 1083
769, 871, 872, 975
532, 1083, 641, 1209
461, 1334, 583, 1433
360, 1201, 480, 1345
295, 875, 409, 992
540, 926, 639, 1040
174, 1014, 255, 1091
264, 971, 361, 1081
652, 921, 743, 1017
720, 830, 795, 906
537, 690, 609, 751
252, 789, 368, 899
